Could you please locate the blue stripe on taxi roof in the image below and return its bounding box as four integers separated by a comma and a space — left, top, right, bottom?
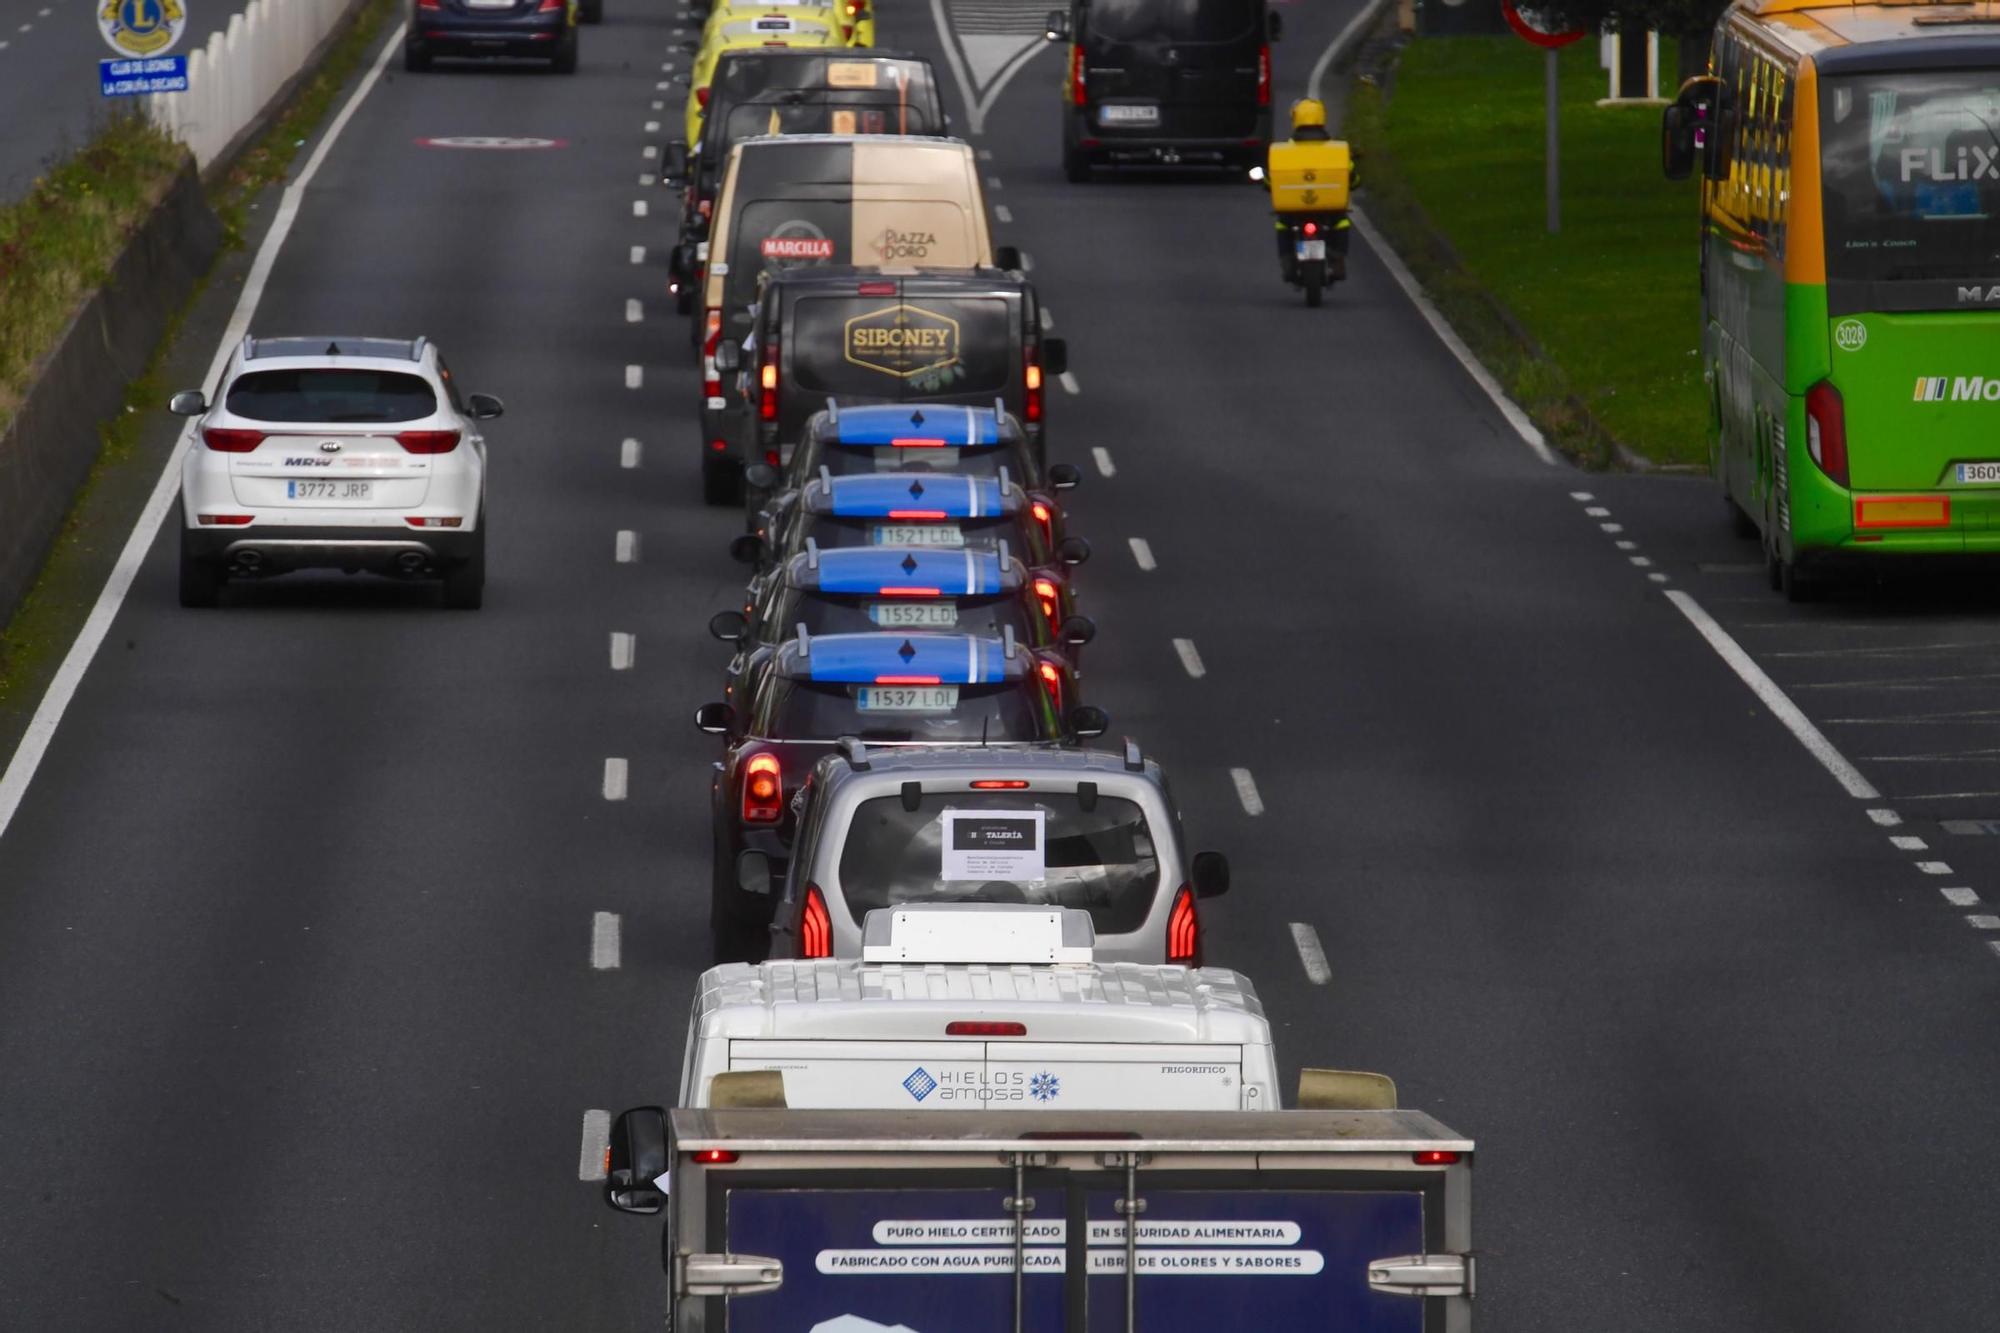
795, 633, 1006, 683
818, 473, 1003, 518
831, 404, 1000, 449
809, 547, 1002, 595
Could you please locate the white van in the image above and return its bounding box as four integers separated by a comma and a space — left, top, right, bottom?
677, 906, 1279, 1112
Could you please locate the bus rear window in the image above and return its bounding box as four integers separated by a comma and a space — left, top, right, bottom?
792, 296, 1015, 397
1820, 71, 2000, 291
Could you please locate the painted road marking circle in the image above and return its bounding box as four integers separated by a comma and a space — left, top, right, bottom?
414, 136, 568, 150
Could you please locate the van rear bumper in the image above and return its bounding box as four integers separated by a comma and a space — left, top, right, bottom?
1066, 109, 1272, 163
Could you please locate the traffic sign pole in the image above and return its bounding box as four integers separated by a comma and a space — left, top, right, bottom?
1545, 47, 1559, 233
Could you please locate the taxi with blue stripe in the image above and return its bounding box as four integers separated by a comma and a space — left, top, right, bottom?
692, 627, 1104, 960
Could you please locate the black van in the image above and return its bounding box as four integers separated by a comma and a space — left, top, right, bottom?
1044, 0, 1281, 180
719, 266, 1067, 496
663, 50, 947, 317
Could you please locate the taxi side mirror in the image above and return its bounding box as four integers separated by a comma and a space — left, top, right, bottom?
663, 139, 691, 183
604, 1107, 668, 1215
1044, 9, 1069, 41
744, 462, 779, 491
168, 389, 207, 416
709, 609, 749, 643
714, 341, 742, 374
1191, 850, 1230, 898
994, 244, 1023, 272
1057, 614, 1095, 646
1067, 704, 1109, 739
729, 533, 764, 565
1041, 337, 1069, 377
694, 701, 736, 735
1056, 536, 1091, 567
1047, 462, 1081, 491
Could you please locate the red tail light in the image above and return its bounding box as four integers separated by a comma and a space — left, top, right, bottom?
759, 340, 779, 422
878, 586, 941, 597
971, 779, 1028, 788
395, 429, 461, 454
1166, 885, 1199, 964
1413, 1150, 1460, 1166
947, 1021, 1027, 1037
418, 0, 441, 9
1805, 379, 1848, 487
1037, 660, 1063, 708
202, 428, 263, 452
801, 883, 833, 958
1031, 501, 1054, 546
536, 0, 562, 10
197, 514, 254, 525
702, 310, 724, 396
696, 86, 710, 107
1303, 221, 1318, 237
875, 674, 941, 685
1257, 44, 1270, 107
888, 509, 947, 520
1025, 359, 1043, 424
693, 1148, 739, 1164
1032, 577, 1058, 622
1070, 45, 1086, 107
741, 752, 783, 824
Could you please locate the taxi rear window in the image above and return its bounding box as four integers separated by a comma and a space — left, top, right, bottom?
225, 369, 436, 423
835, 792, 1160, 934
759, 679, 1055, 743
790, 296, 1015, 398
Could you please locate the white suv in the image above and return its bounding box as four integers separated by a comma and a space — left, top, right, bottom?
170, 336, 499, 608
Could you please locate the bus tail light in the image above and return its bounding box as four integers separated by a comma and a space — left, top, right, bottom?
1804, 379, 1848, 487
1166, 885, 1200, 964
742, 753, 783, 823
1257, 45, 1271, 107
695, 86, 710, 107
692, 1148, 739, 1164
801, 884, 833, 958
1070, 45, 1086, 106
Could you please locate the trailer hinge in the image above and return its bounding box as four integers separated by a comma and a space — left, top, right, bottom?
677, 1252, 784, 1298
1367, 1253, 1474, 1299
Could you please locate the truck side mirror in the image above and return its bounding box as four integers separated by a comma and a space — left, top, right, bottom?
714, 340, 742, 374
694, 701, 736, 735
1044, 8, 1069, 40
708, 609, 749, 643
1041, 336, 1069, 377
604, 1107, 668, 1214
168, 389, 207, 416
1191, 850, 1230, 898
1057, 614, 1095, 646
663, 139, 691, 183
1296, 1069, 1397, 1111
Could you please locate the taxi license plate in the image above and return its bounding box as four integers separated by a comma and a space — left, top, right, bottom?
870, 523, 963, 546
1099, 104, 1160, 127
867, 601, 959, 628
857, 685, 960, 712
287, 480, 373, 501
1296, 238, 1328, 261
1956, 462, 2000, 484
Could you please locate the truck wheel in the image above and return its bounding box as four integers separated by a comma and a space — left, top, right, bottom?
178, 520, 223, 608
441, 515, 486, 610
702, 454, 744, 507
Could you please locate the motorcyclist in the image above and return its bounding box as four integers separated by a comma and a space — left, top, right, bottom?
1265, 98, 1353, 284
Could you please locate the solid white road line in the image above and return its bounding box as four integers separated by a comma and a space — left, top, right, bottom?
615, 530, 639, 563
621, 437, 642, 468
1288, 922, 1332, 985
625, 364, 642, 389
625, 298, 643, 323
1890, 835, 1929, 851
1350, 209, 1556, 466
1229, 768, 1264, 817
1663, 590, 1881, 800
610, 632, 636, 671
1942, 886, 1981, 907
0, 21, 409, 843
629, 245, 645, 264
1173, 638, 1206, 679
1916, 861, 1954, 875
1129, 537, 1156, 571
591, 912, 622, 969
1867, 808, 1903, 826
578, 1110, 611, 1180
1059, 371, 1080, 395
994, 204, 1012, 223
602, 758, 629, 801
1091, 447, 1114, 478
1309, 0, 1393, 100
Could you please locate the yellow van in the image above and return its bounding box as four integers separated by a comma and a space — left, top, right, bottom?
685, 11, 844, 144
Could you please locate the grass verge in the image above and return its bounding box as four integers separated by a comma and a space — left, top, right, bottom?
1347, 35, 1708, 467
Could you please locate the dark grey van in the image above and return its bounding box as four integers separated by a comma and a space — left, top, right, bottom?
1045, 0, 1281, 180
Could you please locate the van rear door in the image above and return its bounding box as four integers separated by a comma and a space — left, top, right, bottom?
987, 1041, 1244, 1109
1083, 0, 1264, 144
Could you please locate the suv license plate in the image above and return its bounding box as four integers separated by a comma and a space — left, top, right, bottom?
1099, 104, 1160, 126
1957, 462, 2000, 484
1296, 238, 1328, 261
857, 685, 959, 712
871, 523, 963, 546
288, 480, 373, 501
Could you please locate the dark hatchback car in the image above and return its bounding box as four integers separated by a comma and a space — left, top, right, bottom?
665, 50, 947, 315
405, 0, 579, 72
721, 267, 1067, 477
693, 630, 1106, 959
1045, 0, 1281, 179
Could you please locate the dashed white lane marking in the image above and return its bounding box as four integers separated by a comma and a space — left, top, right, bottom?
644, 120, 660, 132
1570, 491, 1594, 501
620, 437, 642, 468
656, 79, 670, 90
639, 173, 656, 187
625, 298, 643, 323
1351, 208, 1555, 466
18, 23, 30, 32
987, 175, 1003, 189
1663, 590, 1881, 800
1891, 835, 1929, 851
578, 1110, 611, 1180
1868, 808, 1903, 827
0, 40, 9, 49
610, 632, 636, 671
629, 245, 645, 264
591, 912, 622, 970
977, 148, 993, 161
1230, 768, 1264, 817
615, 529, 639, 563
1615, 540, 1637, 551
1059, 370, 1080, 395
1648, 572, 1670, 584
642, 144, 658, 158
1601, 523, 1624, 533
1091, 447, 1115, 478
1629, 555, 1652, 568
1019, 251, 1034, 271
1917, 861, 1954, 875
625, 364, 643, 389
1173, 638, 1206, 679
994, 204, 1013, 223
1968, 915, 2000, 930
632, 199, 648, 217
1288, 922, 1332, 985
1584, 506, 1610, 518
602, 758, 629, 801
1129, 537, 1156, 571
650, 100, 664, 111
1038, 307, 1053, 331
1942, 886, 1981, 907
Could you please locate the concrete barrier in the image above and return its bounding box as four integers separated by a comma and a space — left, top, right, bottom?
147, 0, 364, 168
0, 163, 222, 622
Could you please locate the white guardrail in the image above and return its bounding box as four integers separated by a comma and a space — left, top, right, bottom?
146, 0, 359, 168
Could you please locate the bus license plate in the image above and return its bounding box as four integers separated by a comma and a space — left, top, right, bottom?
856, 685, 959, 712
1957, 462, 2000, 484
1099, 104, 1159, 126
287, 480, 372, 501
870, 523, 963, 546
1296, 238, 1327, 261
867, 601, 959, 628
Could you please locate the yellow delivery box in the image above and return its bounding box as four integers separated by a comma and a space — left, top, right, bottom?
1267, 139, 1351, 213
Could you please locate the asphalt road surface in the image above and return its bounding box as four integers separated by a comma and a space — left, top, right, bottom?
1, 0, 1997, 1328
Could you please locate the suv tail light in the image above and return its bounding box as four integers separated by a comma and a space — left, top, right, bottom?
742, 752, 783, 823
1025, 357, 1043, 424
1070, 45, 1086, 107
1805, 379, 1848, 487
395, 429, 461, 454
759, 338, 779, 422
202, 428, 264, 452
1257, 44, 1271, 107
1166, 885, 1200, 964
703, 310, 724, 397
801, 883, 833, 958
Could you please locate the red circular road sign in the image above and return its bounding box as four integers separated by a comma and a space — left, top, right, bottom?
1501, 1, 1586, 48
413, 136, 569, 149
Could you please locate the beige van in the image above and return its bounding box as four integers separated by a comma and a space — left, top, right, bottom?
696, 135, 1013, 504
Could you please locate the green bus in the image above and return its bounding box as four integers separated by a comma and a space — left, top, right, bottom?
1662, 0, 2000, 597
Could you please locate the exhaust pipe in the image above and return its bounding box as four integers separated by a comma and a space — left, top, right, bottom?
230, 550, 264, 575
396, 551, 428, 575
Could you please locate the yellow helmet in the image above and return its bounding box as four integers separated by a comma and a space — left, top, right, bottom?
1290, 98, 1327, 133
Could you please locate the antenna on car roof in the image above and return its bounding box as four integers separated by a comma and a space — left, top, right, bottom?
899, 780, 922, 812
795, 623, 811, 656
805, 537, 820, 571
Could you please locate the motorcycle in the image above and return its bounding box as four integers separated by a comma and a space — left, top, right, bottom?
1249, 165, 1350, 308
